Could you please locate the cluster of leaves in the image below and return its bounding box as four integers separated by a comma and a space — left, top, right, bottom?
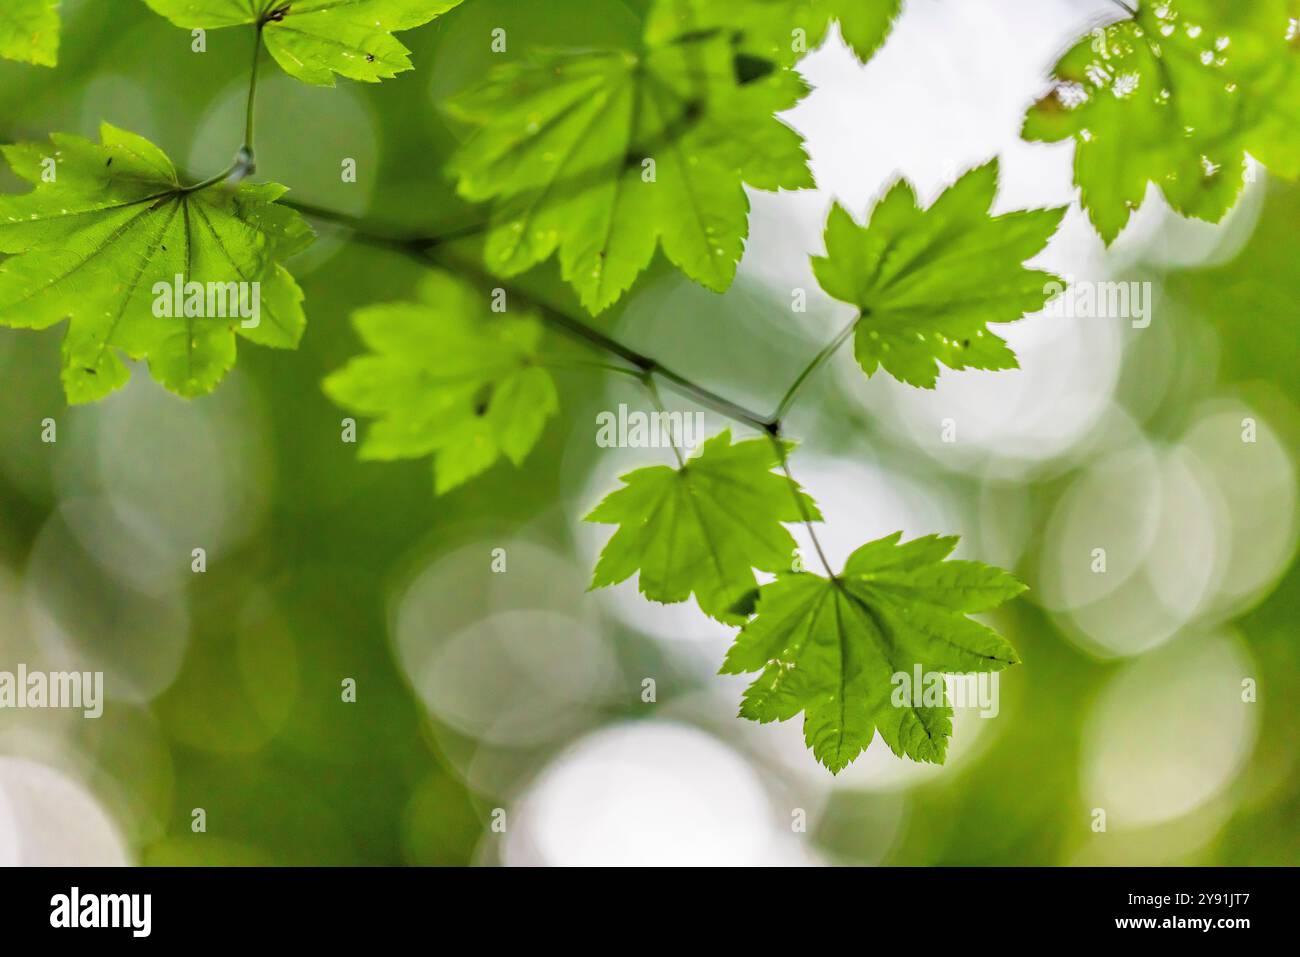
329, 156, 1060, 770
1024, 0, 1300, 243
3, 0, 1298, 770
0, 0, 469, 401
586, 445, 1028, 771
6, 0, 1296, 406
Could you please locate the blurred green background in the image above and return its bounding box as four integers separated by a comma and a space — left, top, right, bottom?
0, 0, 1295, 866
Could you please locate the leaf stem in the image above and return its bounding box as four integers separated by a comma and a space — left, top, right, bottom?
278, 199, 857, 566
645, 363, 776, 434
772, 439, 833, 577
178, 164, 239, 193
278, 205, 859, 441
246, 197, 849, 575
770, 311, 861, 423
178, 23, 264, 193
243, 25, 265, 163
642, 374, 686, 467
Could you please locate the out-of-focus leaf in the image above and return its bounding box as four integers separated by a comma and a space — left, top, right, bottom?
141, 0, 464, 85
1023, 0, 1300, 243
0, 0, 59, 66
446, 3, 812, 314
323, 271, 559, 494
647, 0, 902, 65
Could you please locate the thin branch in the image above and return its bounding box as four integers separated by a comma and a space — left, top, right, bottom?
641, 363, 776, 434
280, 200, 851, 576
535, 354, 643, 379
277, 199, 778, 434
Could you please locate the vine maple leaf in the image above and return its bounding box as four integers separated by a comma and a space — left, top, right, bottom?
585, 431, 820, 624
646, 0, 902, 66
721, 532, 1024, 772
1240, 1, 1300, 180
1023, 0, 1300, 244
323, 271, 559, 494
0, 0, 59, 66
446, 13, 812, 314
140, 0, 464, 85
0, 124, 313, 403
812, 160, 1065, 389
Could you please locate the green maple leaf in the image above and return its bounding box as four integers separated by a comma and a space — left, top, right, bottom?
646, 0, 902, 66
1240, 1, 1300, 180
1023, 0, 1300, 244
812, 160, 1065, 389
0, 124, 313, 404
323, 271, 559, 495
140, 0, 464, 86
585, 431, 820, 624
721, 532, 1024, 772
0, 0, 59, 66
445, 15, 812, 314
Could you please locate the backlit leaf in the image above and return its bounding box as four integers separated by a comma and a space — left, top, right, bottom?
812, 161, 1065, 389
586, 430, 819, 623
446, 6, 812, 314
1023, 0, 1300, 243
721, 532, 1024, 771
0, 0, 59, 66
0, 124, 313, 403
141, 0, 464, 86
